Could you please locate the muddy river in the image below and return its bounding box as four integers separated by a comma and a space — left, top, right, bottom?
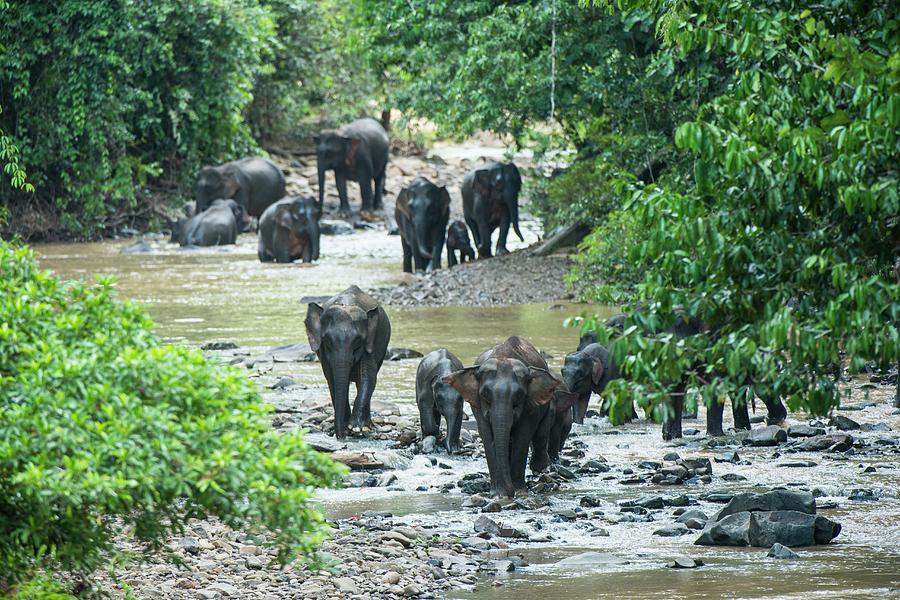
35, 225, 900, 599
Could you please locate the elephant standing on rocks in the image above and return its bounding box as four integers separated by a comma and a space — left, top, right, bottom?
195, 157, 285, 227
446, 219, 475, 267
257, 196, 321, 263
562, 343, 638, 424
546, 382, 580, 463
170, 199, 244, 247
305, 286, 391, 439
416, 349, 465, 454
315, 118, 389, 214
461, 161, 523, 259
395, 176, 451, 272
444, 336, 565, 497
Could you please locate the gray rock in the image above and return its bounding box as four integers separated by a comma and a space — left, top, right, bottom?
663, 451, 681, 461
421, 435, 437, 454
683, 517, 707, 530
474, 515, 500, 535
714, 451, 740, 463
402, 584, 421, 596
462, 494, 488, 508
848, 488, 878, 501
268, 376, 296, 390
716, 490, 816, 520
387, 347, 425, 361
767, 543, 800, 559
748, 510, 841, 547
676, 509, 709, 524
694, 511, 752, 546
797, 433, 853, 452
382, 571, 401, 585
621, 494, 665, 510
829, 415, 860, 431
788, 425, 826, 438
722, 473, 748, 481
744, 425, 787, 446
320, 219, 355, 235
461, 536, 491, 550
121, 240, 154, 254
201, 341, 238, 351
667, 556, 704, 569
481, 501, 503, 513
653, 524, 692, 537
207, 583, 240, 597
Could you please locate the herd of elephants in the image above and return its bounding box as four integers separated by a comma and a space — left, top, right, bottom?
172, 117, 520, 268
173, 115, 851, 499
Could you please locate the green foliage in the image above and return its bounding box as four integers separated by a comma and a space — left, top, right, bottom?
588, 0, 900, 421
2, 576, 75, 600
0, 239, 345, 588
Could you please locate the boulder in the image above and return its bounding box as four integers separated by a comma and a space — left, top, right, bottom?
319, 219, 355, 235
829, 415, 860, 431
653, 524, 692, 537
788, 425, 826, 438
715, 490, 815, 520
767, 543, 800, 559
743, 425, 787, 446
695, 511, 751, 546
330, 451, 385, 470
748, 511, 841, 547
676, 509, 709, 525
667, 556, 704, 569
474, 515, 501, 536
796, 433, 853, 452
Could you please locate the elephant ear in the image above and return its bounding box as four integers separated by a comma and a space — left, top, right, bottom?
527, 367, 561, 408
344, 137, 362, 170
443, 367, 481, 410
221, 169, 240, 198
305, 303, 324, 352
473, 170, 491, 196
395, 188, 411, 220
439, 186, 451, 214
275, 205, 293, 229
591, 357, 606, 386
365, 307, 380, 354
554, 389, 580, 414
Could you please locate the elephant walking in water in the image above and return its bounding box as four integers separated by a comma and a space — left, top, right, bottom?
461, 161, 523, 259
170, 199, 244, 247
305, 286, 391, 439
444, 336, 574, 497
395, 176, 451, 272
257, 196, 321, 263
315, 118, 389, 214
195, 157, 285, 227
416, 349, 465, 454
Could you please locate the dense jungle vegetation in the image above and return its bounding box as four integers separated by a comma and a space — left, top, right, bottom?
1, 0, 898, 596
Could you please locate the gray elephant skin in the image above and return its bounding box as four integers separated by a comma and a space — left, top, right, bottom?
546, 381, 580, 463
170, 199, 244, 247
563, 342, 637, 424
196, 157, 286, 226
315, 118, 389, 213
446, 219, 475, 267
444, 336, 564, 497
461, 161, 523, 259
305, 286, 391, 439
395, 176, 451, 272
258, 196, 321, 263
416, 349, 465, 453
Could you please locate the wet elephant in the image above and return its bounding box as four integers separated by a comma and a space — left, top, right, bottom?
195, 157, 285, 227
257, 196, 321, 263
416, 349, 465, 453
305, 286, 391, 439
562, 342, 638, 424
546, 382, 580, 464
461, 161, 523, 259
444, 336, 563, 497
170, 199, 244, 247
395, 176, 451, 272
446, 219, 475, 267
315, 118, 389, 214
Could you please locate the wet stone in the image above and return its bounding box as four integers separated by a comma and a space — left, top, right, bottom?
653, 524, 691, 537
665, 494, 691, 507
580, 496, 603, 508
201, 341, 238, 351
667, 556, 704, 569
663, 452, 681, 462
462, 494, 488, 508
702, 492, 736, 503
829, 415, 861, 431
481, 501, 503, 513
797, 433, 853, 452
744, 425, 788, 446
722, 473, 748, 481
474, 515, 500, 536
768, 543, 799, 559
847, 488, 879, 501
788, 425, 826, 438
779, 460, 817, 468
421, 435, 437, 454
715, 451, 740, 463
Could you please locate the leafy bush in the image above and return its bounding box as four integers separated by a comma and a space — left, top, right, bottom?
0, 239, 345, 590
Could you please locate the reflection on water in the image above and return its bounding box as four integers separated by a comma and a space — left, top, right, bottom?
34, 232, 900, 600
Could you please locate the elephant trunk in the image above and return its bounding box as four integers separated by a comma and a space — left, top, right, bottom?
574, 394, 590, 425
317, 165, 326, 210
331, 356, 353, 438
491, 414, 515, 497
416, 234, 433, 261
413, 216, 433, 260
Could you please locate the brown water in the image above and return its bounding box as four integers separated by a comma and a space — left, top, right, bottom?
34, 230, 900, 600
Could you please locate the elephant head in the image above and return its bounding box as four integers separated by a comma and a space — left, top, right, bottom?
432, 380, 463, 453
396, 177, 451, 262
210, 198, 248, 231
562, 350, 607, 424
445, 359, 560, 496
274, 197, 320, 262
305, 302, 380, 438
473, 162, 523, 242
196, 166, 240, 213
314, 131, 362, 207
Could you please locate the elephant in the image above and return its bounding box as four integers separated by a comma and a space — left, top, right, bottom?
546, 382, 580, 464
170, 199, 244, 247
562, 342, 638, 425
416, 349, 465, 453
461, 161, 523, 259
443, 336, 565, 497
395, 176, 451, 272
195, 157, 285, 227
257, 196, 321, 263
315, 117, 389, 214
446, 219, 475, 267
305, 286, 391, 439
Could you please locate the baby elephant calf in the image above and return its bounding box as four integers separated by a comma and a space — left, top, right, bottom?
446, 220, 475, 267
416, 349, 465, 453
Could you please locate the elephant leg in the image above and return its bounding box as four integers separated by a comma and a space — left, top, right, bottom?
358, 169, 375, 212
526, 408, 553, 476
662, 383, 685, 441
429, 232, 445, 272
350, 358, 377, 431
418, 395, 439, 439
496, 214, 511, 255
756, 385, 788, 425
412, 245, 427, 271
447, 245, 458, 268
401, 238, 413, 273
373, 170, 385, 210
472, 410, 504, 495
335, 172, 350, 215
707, 399, 725, 437
465, 216, 481, 248
546, 418, 562, 464
732, 398, 751, 430
477, 220, 493, 259
447, 407, 463, 454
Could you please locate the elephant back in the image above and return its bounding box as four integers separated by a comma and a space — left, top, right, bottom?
477, 336, 548, 370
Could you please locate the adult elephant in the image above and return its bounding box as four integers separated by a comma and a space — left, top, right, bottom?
305, 286, 391, 439
257, 196, 321, 263
314, 117, 389, 214
195, 157, 285, 227
461, 161, 523, 259
444, 336, 564, 497
170, 199, 244, 247
395, 176, 451, 272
